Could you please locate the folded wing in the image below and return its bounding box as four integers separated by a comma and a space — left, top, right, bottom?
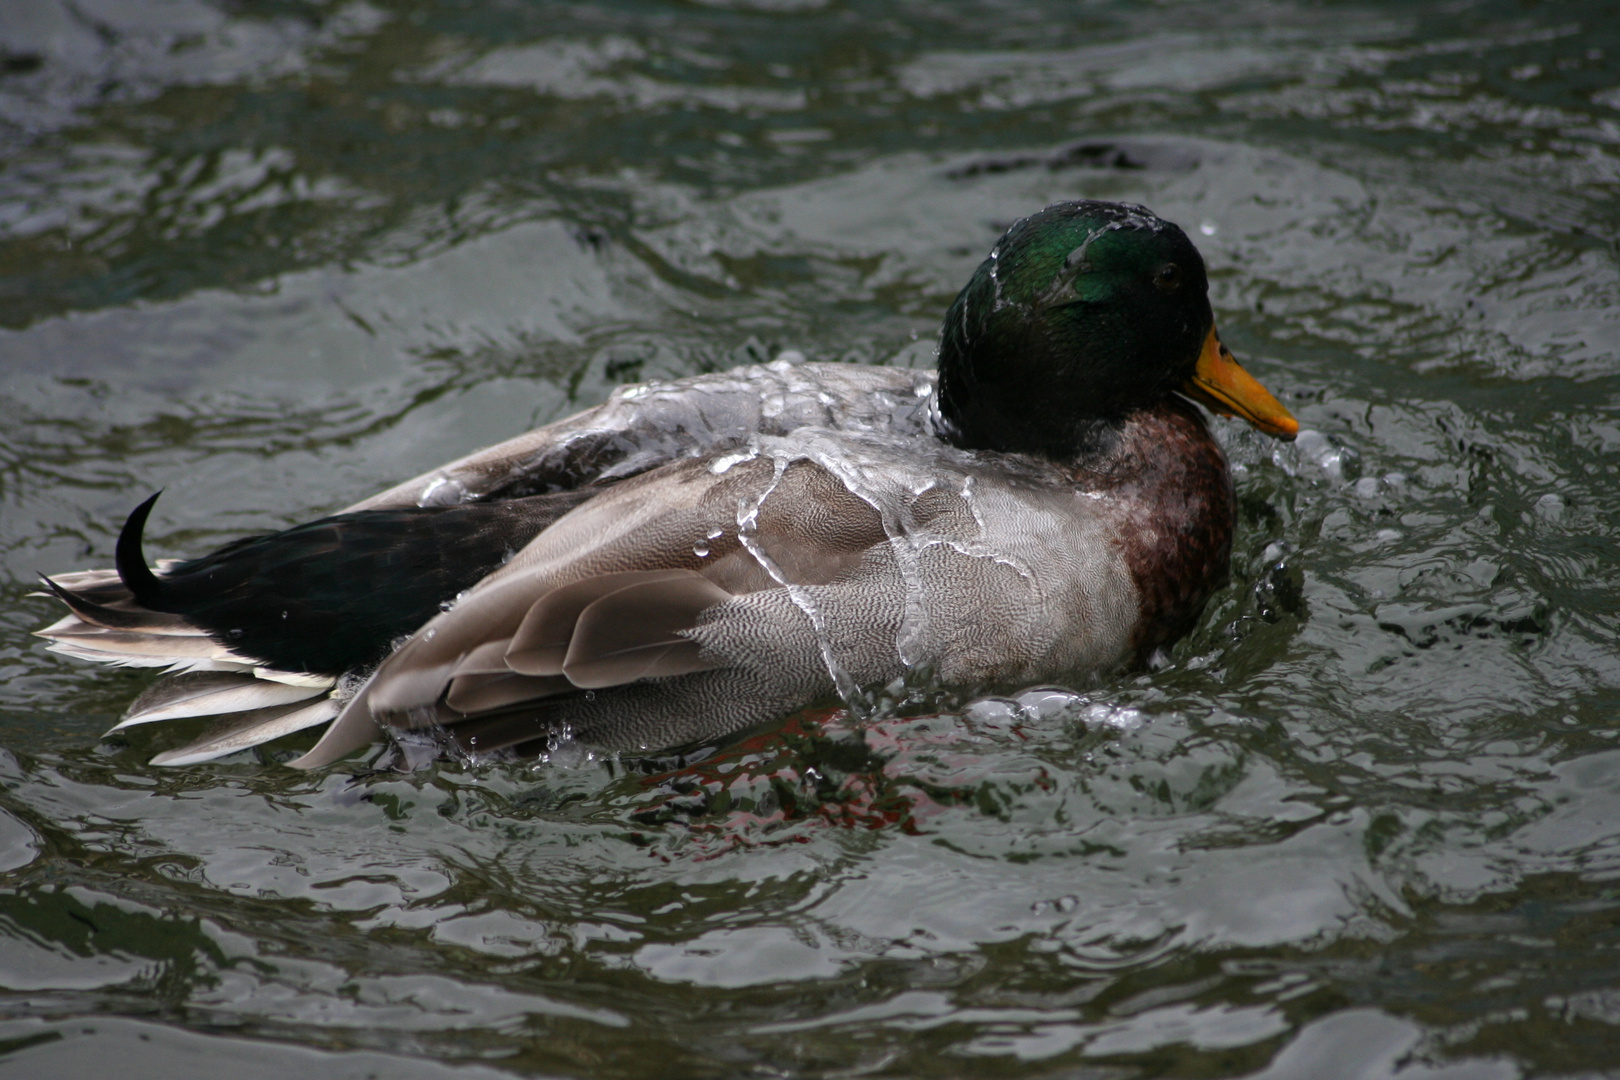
294, 453, 894, 767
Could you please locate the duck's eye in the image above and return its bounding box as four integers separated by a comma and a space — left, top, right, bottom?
1153, 263, 1182, 292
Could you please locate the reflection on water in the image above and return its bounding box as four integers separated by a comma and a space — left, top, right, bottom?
3, 0, 1620, 1075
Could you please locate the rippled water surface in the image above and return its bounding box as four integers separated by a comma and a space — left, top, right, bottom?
3, 0, 1620, 1075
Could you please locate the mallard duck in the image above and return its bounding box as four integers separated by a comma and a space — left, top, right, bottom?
36, 200, 1298, 768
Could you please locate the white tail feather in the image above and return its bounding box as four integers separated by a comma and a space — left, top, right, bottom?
147, 697, 342, 766
110, 676, 329, 731
39, 561, 350, 766
35, 611, 212, 639
252, 668, 339, 689
44, 640, 221, 669
39, 628, 242, 661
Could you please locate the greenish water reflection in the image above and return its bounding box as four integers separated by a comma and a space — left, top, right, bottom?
2, 1, 1620, 1076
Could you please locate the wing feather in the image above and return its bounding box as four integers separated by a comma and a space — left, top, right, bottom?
505, 569, 718, 676
449, 640, 517, 677
561, 573, 733, 688
445, 672, 572, 713
443, 711, 562, 756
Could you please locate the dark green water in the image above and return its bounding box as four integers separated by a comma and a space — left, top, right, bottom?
3, 1, 1620, 1076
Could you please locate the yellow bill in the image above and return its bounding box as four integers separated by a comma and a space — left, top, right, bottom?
1181, 326, 1299, 440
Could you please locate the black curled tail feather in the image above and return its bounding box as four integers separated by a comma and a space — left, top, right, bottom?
94, 488, 599, 676
36, 572, 190, 631
115, 492, 180, 612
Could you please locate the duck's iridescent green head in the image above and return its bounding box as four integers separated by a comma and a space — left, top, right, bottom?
935, 200, 1296, 457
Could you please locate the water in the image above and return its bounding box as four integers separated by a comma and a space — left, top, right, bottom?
2, 0, 1619, 1075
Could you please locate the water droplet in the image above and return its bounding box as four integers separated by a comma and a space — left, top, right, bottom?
1199, 221, 1218, 236
418, 475, 470, 507
693, 543, 710, 558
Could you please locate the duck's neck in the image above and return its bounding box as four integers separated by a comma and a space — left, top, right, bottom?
932, 380, 1237, 666
1086, 397, 1236, 663
931, 375, 1129, 464
933, 385, 1237, 664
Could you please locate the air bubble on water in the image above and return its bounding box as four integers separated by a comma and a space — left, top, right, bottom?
1282, 429, 1347, 482
963, 698, 1020, 727
1082, 702, 1145, 732
1535, 493, 1566, 522
1014, 688, 1086, 723
1355, 476, 1381, 498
